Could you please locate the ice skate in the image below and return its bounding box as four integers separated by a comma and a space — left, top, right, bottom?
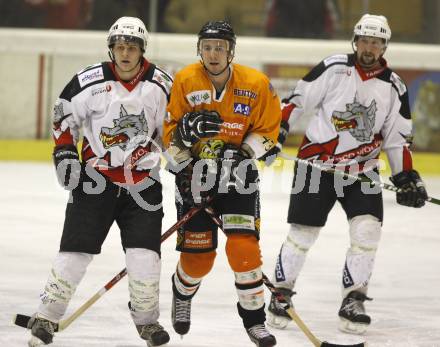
267, 288, 295, 329
137, 322, 170, 347
338, 291, 372, 334
27, 315, 56, 346
246, 323, 277, 347
171, 292, 192, 336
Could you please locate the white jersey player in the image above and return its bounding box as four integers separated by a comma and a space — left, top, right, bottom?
267, 14, 428, 334
26, 17, 172, 347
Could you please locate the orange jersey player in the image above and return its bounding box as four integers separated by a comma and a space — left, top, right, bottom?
163, 20, 281, 347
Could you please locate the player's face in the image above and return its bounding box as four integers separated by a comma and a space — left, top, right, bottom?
112, 41, 143, 77
200, 39, 230, 75
355, 36, 385, 69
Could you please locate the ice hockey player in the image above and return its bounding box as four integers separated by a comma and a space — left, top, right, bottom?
162, 20, 281, 346
26, 16, 172, 346
266, 14, 428, 334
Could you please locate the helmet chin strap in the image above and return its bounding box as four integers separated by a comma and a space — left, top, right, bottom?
108, 49, 115, 62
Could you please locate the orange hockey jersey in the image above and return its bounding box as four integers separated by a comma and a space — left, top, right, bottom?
163, 62, 281, 160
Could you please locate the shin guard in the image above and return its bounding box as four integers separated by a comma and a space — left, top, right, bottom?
38, 252, 93, 321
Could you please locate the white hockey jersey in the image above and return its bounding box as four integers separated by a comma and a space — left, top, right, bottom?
284, 53, 414, 175
52, 59, 172, 184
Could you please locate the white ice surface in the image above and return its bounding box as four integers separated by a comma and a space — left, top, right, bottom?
0, 162, 439, 347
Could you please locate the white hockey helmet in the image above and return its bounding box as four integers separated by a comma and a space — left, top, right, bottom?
353, 14, 391, 46
107, 16, 148, 52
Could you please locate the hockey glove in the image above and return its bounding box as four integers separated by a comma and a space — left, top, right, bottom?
390, 170, 428, 208
219, 145, 258, 192
53, 144, 82, 190
176, 164, 194, 206
260, 119, 290, 166
176, 162, 217, 207
177, 110, 223, 148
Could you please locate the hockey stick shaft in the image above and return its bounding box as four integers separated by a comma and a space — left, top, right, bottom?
279, 152, 440, 205
14, 202, 205, 332
259, 273, 321, 347
203, 205, 365, 347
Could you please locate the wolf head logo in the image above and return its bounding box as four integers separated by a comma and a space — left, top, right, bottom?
100, 105, 149, 150
331, 94, 377, 142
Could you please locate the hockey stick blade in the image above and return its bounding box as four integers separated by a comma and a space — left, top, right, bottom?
321, 342, 365, 347
278, 152, 440, 206
13, 314, 31, 328
13, 314, 60, 332
203, 206, 366, 347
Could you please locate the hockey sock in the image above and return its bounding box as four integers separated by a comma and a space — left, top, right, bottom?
237, 302, 266, 329
38, 252, 93, 321
172, 262, 202, 300
126, 248, 161, 325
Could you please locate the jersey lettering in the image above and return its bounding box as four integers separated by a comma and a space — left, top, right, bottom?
342, 262, 355, 288
274, 252, 286, 282
233, 88, 257, 99
186, 90, 211, 106
233, 103, 250, 116
78, 66, 104, 88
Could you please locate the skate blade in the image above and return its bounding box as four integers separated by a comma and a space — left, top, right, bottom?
28, 336, 45, 347
147, 342, 169, 347
338, 317, 368, 335
146, 342, 165, 347
146, 336, 171, 347
266, 311, 290, 330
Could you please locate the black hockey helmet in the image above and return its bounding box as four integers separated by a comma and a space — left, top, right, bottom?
197, 20, 236, 54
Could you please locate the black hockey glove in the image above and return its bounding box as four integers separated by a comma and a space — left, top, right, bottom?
260, 119, 290, 166
53, 144, 82, 190
390, 170, 428, 208
278, 119, 290, 146
177, 110, 223, 148
219, 145, 258, 192
176, 161, 217, 207
176, 164, 194, 206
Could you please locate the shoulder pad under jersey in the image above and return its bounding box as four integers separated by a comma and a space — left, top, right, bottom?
59, 62, 110, 101
303, 54, 353, 82
377, 68, 411, 119
389, 71, 407, 96
76, 63, 105, 89
323, 54, 349, 67
150, 66, 173, 100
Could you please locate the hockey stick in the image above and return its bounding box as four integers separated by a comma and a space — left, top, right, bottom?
13, 201, 206, 332
279, 152, 440, 206
203, 205, 365, 347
